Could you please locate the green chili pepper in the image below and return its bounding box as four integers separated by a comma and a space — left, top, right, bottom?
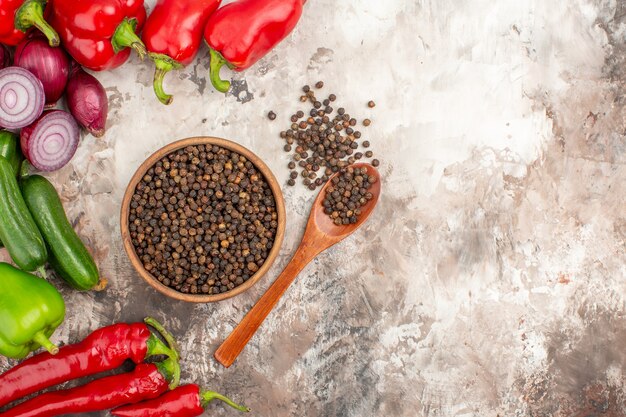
0, 262, 65, 359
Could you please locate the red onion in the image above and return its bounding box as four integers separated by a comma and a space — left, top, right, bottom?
66, 66, 108, 137
0, 67, 45, 129
14, 35, 70, 106
0, 45, 11, 69
20, 110, 79, 172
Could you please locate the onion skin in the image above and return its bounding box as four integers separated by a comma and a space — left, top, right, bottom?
66, 66, 108, 137
20, 110, 80, 172
14, 35, 70, 106
0, 45, 11, 69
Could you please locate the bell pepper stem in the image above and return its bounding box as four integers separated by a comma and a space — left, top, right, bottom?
200, 390, 250, 412
32, 331, 59, 355
155, 357, 181, 390
153, 65, 172, 105
111, 18, 146, 59
144, 317, 179, 360
209, 48, 231, 93
148, 53, 182, 105
15, 0, 60, 47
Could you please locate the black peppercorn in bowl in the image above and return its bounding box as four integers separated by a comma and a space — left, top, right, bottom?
120, 137, 286, 303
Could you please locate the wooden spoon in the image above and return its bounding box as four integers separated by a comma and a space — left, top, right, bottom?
214, 163, 382, 367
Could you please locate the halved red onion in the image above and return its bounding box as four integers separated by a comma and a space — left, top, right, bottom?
14, 35, 70, 106
0, 67, 45, 129
20, 110, 79, 172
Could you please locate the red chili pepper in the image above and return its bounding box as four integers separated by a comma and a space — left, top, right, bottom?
0, 0, 59, 46
203, 0, 305, 93
49, 0, 147, 71
141, 0, 222, 104
0, 317, 177, 409
112, 384, 250, 417
0, 358, 180, 417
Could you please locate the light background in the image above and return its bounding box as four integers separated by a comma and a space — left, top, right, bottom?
1, 0, 625, 416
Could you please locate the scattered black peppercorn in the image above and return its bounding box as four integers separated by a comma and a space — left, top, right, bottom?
368, 100, 376, 108
278, 82, 380, 190
268, 111, 276, 120
363, 119, 371, 126
129, 145, 278, 295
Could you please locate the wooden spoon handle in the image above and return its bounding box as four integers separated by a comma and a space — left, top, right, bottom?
214, 243, 319, 367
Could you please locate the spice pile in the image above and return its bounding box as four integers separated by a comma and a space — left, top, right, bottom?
128, 145, 278, 295
323, 166, 376, 225
272, 82, 379, 190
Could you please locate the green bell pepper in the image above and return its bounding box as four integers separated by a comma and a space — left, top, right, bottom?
0, 263, 65, 359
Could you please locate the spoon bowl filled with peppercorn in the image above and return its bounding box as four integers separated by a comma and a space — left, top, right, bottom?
120, 137, 286, 303
312, 163, 381, 238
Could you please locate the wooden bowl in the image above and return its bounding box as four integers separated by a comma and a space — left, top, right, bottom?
120, 136, 286, 303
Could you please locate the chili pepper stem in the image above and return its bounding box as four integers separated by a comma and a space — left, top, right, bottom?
145, 333, 178, 361
32, 331, 59, 355
15, 0, 60, 47
155, 357, 180, 390
208, 48, 231, 93
148, 54, 182, 105
146, 318, 181, 389
200, 390, 250, 412
111, 18, 147, 59
144, 317, 180, 360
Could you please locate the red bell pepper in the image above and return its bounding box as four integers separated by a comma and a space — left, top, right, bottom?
0, 318, 178, 408
49, 0, 147, 71
142, 0, 222, 104
203, 0, 305, 93
0, 359, 180, 417
112, 384, 249, 417
0, 0, 59, 46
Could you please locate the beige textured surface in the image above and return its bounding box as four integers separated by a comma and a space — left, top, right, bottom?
1, 0, 625, 416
